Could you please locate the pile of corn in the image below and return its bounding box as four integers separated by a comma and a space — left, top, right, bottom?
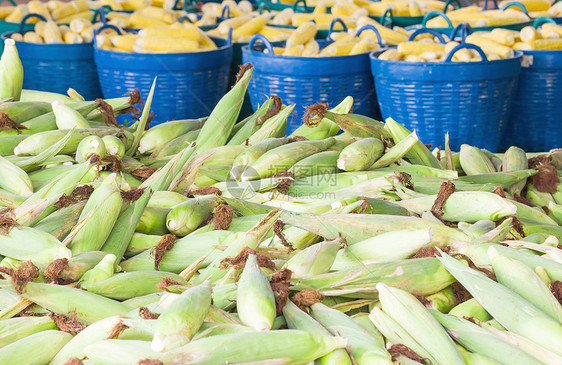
378, 29, 520, 62
91, 0, 150, 11
0, 0, 93, 24
426, 5, 531, 28
9, 19, 102, 45
472, 23, 562, 50
365, 0, 448, 17
499, 0, 561, 18
96, 22, 217, 53
209, 14, 294, 43
103, 6, 187, 28
0, 39, 562, 365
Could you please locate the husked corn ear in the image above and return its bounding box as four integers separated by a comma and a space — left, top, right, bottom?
52, 0, 89, 21
10, 33, 23, 42
302, 39, 320, 56
0, 6, 14, 20
541, 23, 562, 38
445, 41, 472, 61
465, 34, 514, 58
69, 18, 91, 34
139, 6, 176, 23
232, 15, 267, 38
5, 5, 28, 23
27, 0, 52, 21
350, 38, 380, 54
500, 0, 550, 12
272, 8, 294, 25
111, 34, 140, 52
127, 12, 168, 27
43, 21, 63, 44
378, 48, 402, 60
287, 21, 317, 46
398, 41, 445, 55
217, 15, 252, 34
136, 36, 199, 53
409, 0, 422, 16
521, 26, 539, 42
139, 25, 200, 41
63, 32, 83, 44
23, 31, 43, 43
319, 38, 358, 56
259, 26, 292, 42
55, 10, 94, 25
0, 330, 72, 365
520, 38, 562, 50
198, 29, 218, 50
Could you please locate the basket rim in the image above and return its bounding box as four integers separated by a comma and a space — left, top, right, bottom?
369, 49, 524, 66
1, 31, 93, 48
241, 41, 374, 62
93, 36, 231, 57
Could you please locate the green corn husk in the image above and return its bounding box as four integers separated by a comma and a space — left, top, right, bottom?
0, 155, 33, 197
370, 131, 419, 169
193, 209, 282, 284
75, 135, 107, 163
163, 330, 347, 364
237, 253, 276, 331
147, 191, 188, 208
287, 150, 340, 178
124, 233, 165, 257
82, 339, 160, 365
351, 313, 385, 345
397, 191, 517, 223
101, 188, 151, 264
423, 285, 457, 313
227, 97, 275, 145
488, 246, 562, 322
320, 112, 388, 139
194, 67, 253, 154
0, 188, 25, 209
136, 206, 170, 235
0, 40, 23, 101
245, 105, 293, 145
331, 229, 432, 270
138, 117, 207, 154
20, 89, 72, 103
0, 226, 70, 265
68, 173, 123, 255
52, 100, 90, 129
79, 253, 116, 286
437, 251, 562, 357
0, 330, 72, 365
0, 316, 57, 348
292, 258, 455, 299
457, 170, 538, 187
284, 238, 341, 278
283, 300, 353, 365
4, 281, 131, 324
33, 200, 85, 239
290, 96, 353, 140
192, 323, 254, 340
337, 137, 384, 172
82, 271, 187, 300
281, 213, 469, 246
384, 117, 442, 168
141, 143, 197, 192
502, 148, 528, 196
449, 298, 491, 322
527, 184, 555, 207
230, 137, 289, 180
102, 135, 126, 159
241, 138, 335, 181
14, 130, 75, 173
377, 282, 465, 364
549, 201, 562, 225
459, 145, 497, 175
14, 127, 131, 156
152, 281, 211, 352
0, 135, 28, 156
0, 101, 52, 124
47, 251, 107, 283
15, 101, 99, 135
432, 310, 544, 365
311, 302, 392, 364
151, 129, 200, 158
166, 196, 219, 236
121, 230, 236, 273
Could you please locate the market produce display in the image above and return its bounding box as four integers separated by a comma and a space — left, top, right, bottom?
0, 0, 94, 24
0, 36, 560, 364
9, 18, 103, 44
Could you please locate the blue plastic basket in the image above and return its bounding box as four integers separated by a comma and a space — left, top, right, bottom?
502, 18, 562, 151
94, 25, 232, 125
242, 25, 382, 135
1, 14, 103, 101
370, 34, 522, 152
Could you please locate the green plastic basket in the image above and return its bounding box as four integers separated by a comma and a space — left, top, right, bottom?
257, 0, 317, 13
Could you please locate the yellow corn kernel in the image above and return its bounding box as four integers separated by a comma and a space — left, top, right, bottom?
10, 33, 23, 41
232, 15, 267, 37
302, 39, 320, 56
520, 26, 539, 42
548, 2, 562, 16
5, 5, 28, 23
217, 16, 252, 35
393, 26, 410, 38
52, 0, 89, 21
519, 38, 562, 50
465, 34, 514, 59
397, 41, 445, 56
69, 18, 92, 34
366, 1, 387, 16
283, 44, 304, 56
23, 31, 43, 43
512, 41, 526, 50
540, 23, 562, 39
287, 21, 317, 46
272, 9, 294, 25
111, 34, 140, 52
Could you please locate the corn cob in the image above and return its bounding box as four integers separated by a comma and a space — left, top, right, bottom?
4, 5, 28, 24
166, 196, 219, 236
287, 21, 317, 46
0, 330, 72, 364
0, 40, 23, 101
284, 238, 341, 277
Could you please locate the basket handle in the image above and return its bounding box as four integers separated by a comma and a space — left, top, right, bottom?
327, 17, 347, 39
18, 13, 47, 32
1, 0, 16, 6
442, 0, 462, 13
500, 1, 529, 14
422, 11, 454, 28
292, 0, 309, 13
408, 28, 447, 43
449, 22, 473, 42
533, 16, 556, 28
355, 24, 384, 45
91, 5, 113, 24
258, 3, 270, 14
248, 34, 274, 54
227, 25, 233, 45
483, 0, 499, 10
444, 43, 488, 62
221, 4, 231, 19
178, 14, 193, 23
380, 8, 394, 28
